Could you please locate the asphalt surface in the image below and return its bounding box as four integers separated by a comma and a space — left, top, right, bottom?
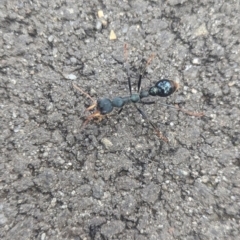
0, 1, 240, 239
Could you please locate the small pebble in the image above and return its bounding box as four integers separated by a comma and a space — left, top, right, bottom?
41, 233, 46, 240
122, 24, 129, 33
97, 10, 107, 27
192, 58, 200, 65
109, 30, 117, 40
191, 88, 197, 94
53, 48, 58, 57
67, 74, 77, 80
194, 23, 208, 36
70, 57, 77, 63
228, 81, 235, 87
90, 88, 97, 95
98, 10, 104, 18
48, 35, 54, 42
201, 175, 209, 183
96, 20, 102, 30
101, 138, 113, 149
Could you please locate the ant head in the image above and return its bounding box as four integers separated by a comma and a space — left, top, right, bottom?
97, 98, 113, 115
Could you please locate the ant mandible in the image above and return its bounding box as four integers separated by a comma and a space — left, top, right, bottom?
73, 44, 203, 142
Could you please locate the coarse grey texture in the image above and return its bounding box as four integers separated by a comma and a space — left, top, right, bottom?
0, 0, 240, 240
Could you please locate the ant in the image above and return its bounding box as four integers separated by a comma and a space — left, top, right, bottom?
73, 45, 204, 142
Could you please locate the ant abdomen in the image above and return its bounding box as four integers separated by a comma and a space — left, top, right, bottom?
149, 79, 179, 97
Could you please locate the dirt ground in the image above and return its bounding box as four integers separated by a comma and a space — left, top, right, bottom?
0, 0, 240, 239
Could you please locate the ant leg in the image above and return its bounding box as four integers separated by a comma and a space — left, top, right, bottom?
134, 104, 168, 142
147, 101, 204, 117
137, 53, 155, 93
124, 44, 132, 96
72, 83, 95, 103
72, 83, 97, 111
86, 102, 97, 111
140, 100, 156, 105
175, 104, 204, 117
80, 111, 103, 130
118, 108, 123, 114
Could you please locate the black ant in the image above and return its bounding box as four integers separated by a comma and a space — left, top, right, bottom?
73, 45, 204, 142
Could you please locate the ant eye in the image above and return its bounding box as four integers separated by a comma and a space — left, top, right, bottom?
97, 98, 113, 115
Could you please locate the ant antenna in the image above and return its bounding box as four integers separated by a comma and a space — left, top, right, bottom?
124, 44, 132, 96
140, 100, 204, 117
72, 83, 95, 104
137, 53, 155, 93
